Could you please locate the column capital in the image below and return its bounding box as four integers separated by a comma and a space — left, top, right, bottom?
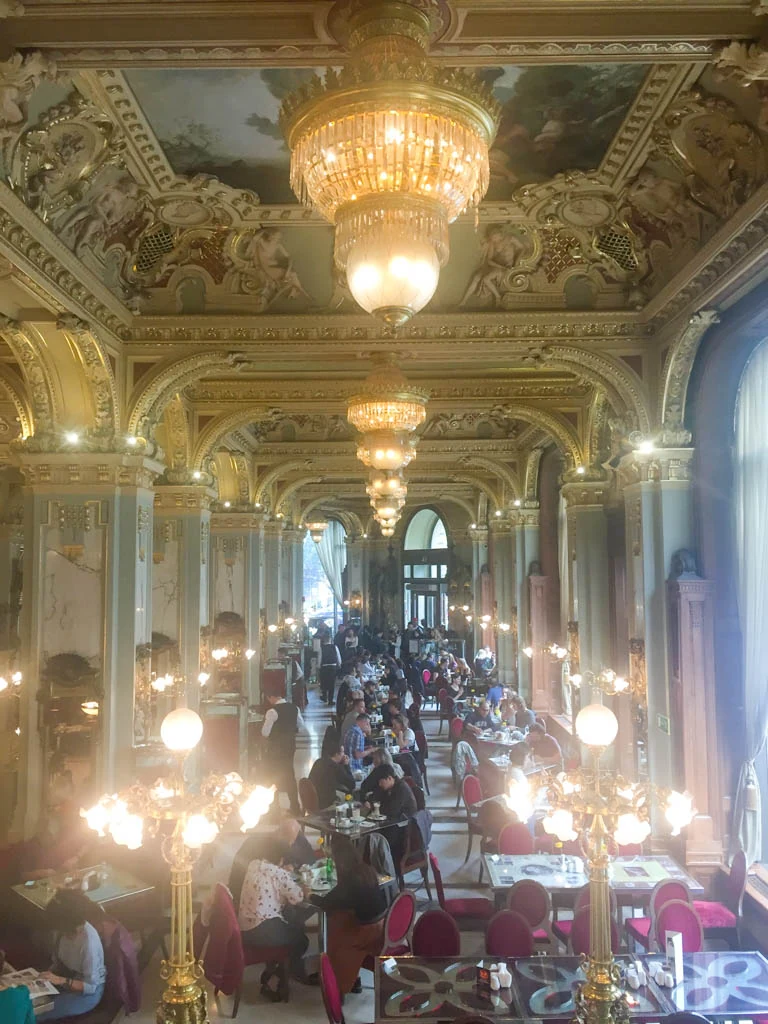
16, 450, 164, 489
262, 518, 285, 537
489, 517, 515, 535
617, 447, 694, 487
282, 523, 306, 542
561, 470, 611, 508
210, 510, 265, 531
468, 525, 489, 543
154, 483, 216, 512
510, 504, 540, 528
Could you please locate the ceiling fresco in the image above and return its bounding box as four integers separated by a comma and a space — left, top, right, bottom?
124, 63, 649, 204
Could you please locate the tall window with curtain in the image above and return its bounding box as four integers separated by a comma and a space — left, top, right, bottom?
303, 519, 347, 628
733, 339, 768, 864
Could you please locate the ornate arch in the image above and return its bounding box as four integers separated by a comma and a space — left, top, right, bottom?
586, 388, 610, 466
545, 345, 652, 434
56, 316, 120, 435
275, 475, 323, 513
0, 316, 58, 434
127, 352, 240, 437
657, 310, 719, 443
192, 406, 282, 470
448, 472, 501, 511
253, 459, 314, 504
0, 364, 33, 439
503, 404, 583, 467
461, 456, 521, 503
160, 395, 190, 471
523, 447, 545, 502
299, 499, 364, 538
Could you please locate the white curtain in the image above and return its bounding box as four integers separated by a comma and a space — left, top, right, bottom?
732, 340, 768, 865
315, 519, 346, 606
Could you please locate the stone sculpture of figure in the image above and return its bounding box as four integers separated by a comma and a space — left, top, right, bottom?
460, 225, 528, 307
624, 167, 702, 249
670, 548, 699, 579
232, 227, 310, 309
57, 173, 149, 256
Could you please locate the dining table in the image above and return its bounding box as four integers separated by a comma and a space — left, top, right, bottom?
483, 853, 705, 910
375, 951, 768, 1023
11, 862, 156, 914
301, 806, 409, 843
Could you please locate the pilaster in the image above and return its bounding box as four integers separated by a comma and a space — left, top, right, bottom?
490, 519, 516, 684
619, 448, 695, 798
345, 534, 366, 619
281, 525, 305, 619
209, 509, 264, 704
153, 483, 214, 709
470, 524, 490, 655
16, 451, 163, 836
262, 519, 284, 658
514, 504, 540, 701
561, 475, 611, 690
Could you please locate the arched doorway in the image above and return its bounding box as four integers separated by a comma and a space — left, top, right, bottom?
303, 518, 347, 631
402, 508, 449, 628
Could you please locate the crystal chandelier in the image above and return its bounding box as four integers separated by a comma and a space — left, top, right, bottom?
281, 0, 499, 326
347, 353, 428, 533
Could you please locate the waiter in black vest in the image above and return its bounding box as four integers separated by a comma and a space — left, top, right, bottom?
261, 692, 306, 814
318, 638, 342, 705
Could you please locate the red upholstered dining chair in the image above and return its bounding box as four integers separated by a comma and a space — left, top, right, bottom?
438, 693, 455, 735
412, 908, 461, 956
430, 852, 494, 927
654, 900, 703, 953
414, 729, 430, 795
398, 819, 432, 900
663, 1015, 711, 1024
625, 879, 691, 952
383, 890, 417, 954
362, 889, 417, 972
462, 774, 485, 865
485, 909, 535, 958
692, 850, 747, 947
402, 775, 427, 812
450, 715, 465, 746
196, 882, 292, 1015
298, 777, 320, 815
552, 884, 618, 949
569, 905, 620, 956
320, 953, 344, 1024
506, 879, 555, 950
497, 822, 535, 856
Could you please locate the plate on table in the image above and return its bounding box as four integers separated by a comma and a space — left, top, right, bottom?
367, 813, 388, 822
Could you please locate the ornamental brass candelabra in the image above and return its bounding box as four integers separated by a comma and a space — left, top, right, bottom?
505, 702, 694, 1024
82, 708, 275, 1024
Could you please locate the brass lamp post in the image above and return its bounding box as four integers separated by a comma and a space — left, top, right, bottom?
505, 702, 695, 1024
81, 707, 276, 1024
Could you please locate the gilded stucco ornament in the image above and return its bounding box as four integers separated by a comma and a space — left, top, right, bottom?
0, 52, 63, 146
657, 309, 719, 445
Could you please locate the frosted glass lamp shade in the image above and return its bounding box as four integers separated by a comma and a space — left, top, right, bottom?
575, 703, 618, 749
161, 707, 204, 752
346, 226, 440, 326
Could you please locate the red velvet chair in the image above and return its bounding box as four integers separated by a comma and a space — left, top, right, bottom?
654, 900, 703, 953
196, 883, 292, 1015
438, 694, 455, 735
625, 879, 691, 952
412, 908, 461, 956
413, 729, 430, 795
553, 885, 618, 950
430, 852, 494, 927
298, 777, 320, 816
462, 774, 484, 865
320, 952, 344, 1024
506, 879, 555, 949
362, 890, 416, 971
450, 715, 465, 746
485, 910, 535, 958
569, 906, 620, 956
497, 822, 535, 856
692, 850, 747, 947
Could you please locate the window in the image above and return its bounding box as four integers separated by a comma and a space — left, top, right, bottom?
402, 509, 449, 626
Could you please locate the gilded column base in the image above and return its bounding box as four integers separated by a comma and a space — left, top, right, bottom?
156, 960, 208, 1024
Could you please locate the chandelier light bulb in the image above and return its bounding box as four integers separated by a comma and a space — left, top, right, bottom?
575, 703, 619, 749
198, 672, 210, 686
664, 790, 695, 836
522, 646, 534, 659
346, 227, 441, 325
244, 649, 256, 660
381, 526, 395, 537
240, 784, 276, 831
182, 813, 219, 849
160, 708, 204, 753
11, 671, 21, 684
0, 677, 7, 692
614, 813, 652, 848
65, 431, 79, 444
504, 778, 533, 822
542, 808, 578, 843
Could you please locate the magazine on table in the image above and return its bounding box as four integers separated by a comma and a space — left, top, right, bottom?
0, 967, 59, 997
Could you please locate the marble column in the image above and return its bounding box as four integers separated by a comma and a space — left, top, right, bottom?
345, 535, 366, 620
262, 519, 284, 658
618, 449, 717, 840
17, 450, 162, 835
490, 519, 516, 684
210, 510, 263, 704
153, 484, 213, 708
471, 525, 490, 655
514, 504, 540, 701
561, 476, 611, 690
